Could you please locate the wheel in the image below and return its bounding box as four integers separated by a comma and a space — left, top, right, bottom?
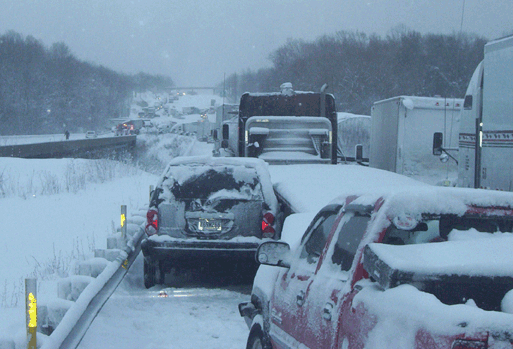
156, 262, 165, 285
144, 258, 156, 289
246, 325, 272, 349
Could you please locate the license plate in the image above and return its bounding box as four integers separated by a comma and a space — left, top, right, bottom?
198, 219, 222, 232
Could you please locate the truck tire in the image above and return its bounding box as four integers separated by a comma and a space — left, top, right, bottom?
157, 262, 165, 285
246, 324, 272, 349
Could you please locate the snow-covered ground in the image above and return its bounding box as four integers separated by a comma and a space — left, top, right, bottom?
0, 92, 231, 348
0, 157, 159, 345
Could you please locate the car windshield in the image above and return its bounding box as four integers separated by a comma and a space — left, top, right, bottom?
382, 213, 513, 245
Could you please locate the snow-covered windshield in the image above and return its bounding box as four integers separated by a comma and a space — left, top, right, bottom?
382, 214, 513, 245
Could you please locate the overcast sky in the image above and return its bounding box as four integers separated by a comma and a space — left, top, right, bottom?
1, 0, 512, 86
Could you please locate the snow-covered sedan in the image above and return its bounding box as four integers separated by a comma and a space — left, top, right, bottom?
240, 172, 513, 349
141, 156, 280, 288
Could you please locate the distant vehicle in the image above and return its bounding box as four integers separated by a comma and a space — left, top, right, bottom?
85, 131, 97, 139
141, 156, 281, 288
240, 169, 513, 349
218, 83, 338, 164
115, 119, 150, 136
434, 35, 513, 191
337, 112, 371, 163
371, 96, 462, 184
157, 122, 176, 134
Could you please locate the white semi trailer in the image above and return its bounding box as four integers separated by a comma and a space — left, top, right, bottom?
370, 95, 462, 184
434, 35, 513, 190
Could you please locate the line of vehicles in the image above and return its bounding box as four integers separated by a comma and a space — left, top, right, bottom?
140, 35, 513, 349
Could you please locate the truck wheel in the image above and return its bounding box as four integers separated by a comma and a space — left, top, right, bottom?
156, 262, 165, 285
246, 325, 272, 349
144, 259, 156, 289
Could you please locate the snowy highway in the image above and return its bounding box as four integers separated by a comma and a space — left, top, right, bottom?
77, 254, 251, 349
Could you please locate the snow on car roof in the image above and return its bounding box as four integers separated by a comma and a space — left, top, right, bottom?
268, 164, 427, 213
245, 91, 317, 97
270, 163, 513, 216
348, 185, 513, 219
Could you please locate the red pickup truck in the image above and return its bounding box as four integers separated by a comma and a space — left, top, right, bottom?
240, 178, 513, 349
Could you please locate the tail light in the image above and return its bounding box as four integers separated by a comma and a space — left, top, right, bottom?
145, 209, 159, 236
262, 212, 275, 239
452, 339, 487, 349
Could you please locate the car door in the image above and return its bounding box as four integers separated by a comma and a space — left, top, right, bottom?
300, 207, 373, 349
269, 204, 342, 349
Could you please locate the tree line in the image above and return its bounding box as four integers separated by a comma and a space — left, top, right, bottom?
219, 28, 488, 115
0, 31, 173, 135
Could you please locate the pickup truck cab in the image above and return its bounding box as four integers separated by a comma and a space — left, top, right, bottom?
240, 174, 513, 349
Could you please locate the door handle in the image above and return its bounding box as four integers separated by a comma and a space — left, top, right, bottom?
296, 290, 305, 306
323, 302, 334, 321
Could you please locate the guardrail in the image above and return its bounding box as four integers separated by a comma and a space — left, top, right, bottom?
36, 206, 146, 349
0, 136, 136, 159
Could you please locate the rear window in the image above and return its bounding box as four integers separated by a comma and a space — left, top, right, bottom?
152, 164, 264, 208
171, 166, 262, 200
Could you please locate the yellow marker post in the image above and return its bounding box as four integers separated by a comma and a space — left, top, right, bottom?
121, 205, 127, 239
25, 278, 37, 349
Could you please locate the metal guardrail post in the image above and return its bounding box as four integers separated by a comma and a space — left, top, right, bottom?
121, 205, 127, 239
25, 278, 37, 349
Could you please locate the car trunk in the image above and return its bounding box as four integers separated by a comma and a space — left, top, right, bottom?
158, 198, 263, 240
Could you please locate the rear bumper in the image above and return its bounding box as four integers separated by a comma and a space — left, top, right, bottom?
141, 238, 260, 262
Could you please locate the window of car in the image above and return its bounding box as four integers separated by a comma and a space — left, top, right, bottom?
330, 211, 371, 271
381, 213, 513, 245
152, 164, 266, 212
299, 205, 342, 265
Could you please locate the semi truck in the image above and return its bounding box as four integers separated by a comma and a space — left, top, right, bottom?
433, 35, 513, 191
438, 35, 513, 191
219, 83, 338, 164
370, 96, 462, 185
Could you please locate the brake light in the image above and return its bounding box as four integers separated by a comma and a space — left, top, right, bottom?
452, 339, 487, 349
145, 209, 159, 236
262, 212, 275, 238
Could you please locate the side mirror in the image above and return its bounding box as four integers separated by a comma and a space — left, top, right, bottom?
355, 144, 363, 163
433, 132, 443, 156
256, 241, 291, 268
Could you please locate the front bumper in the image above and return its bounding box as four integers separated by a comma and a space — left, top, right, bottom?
141, 238, 260, 262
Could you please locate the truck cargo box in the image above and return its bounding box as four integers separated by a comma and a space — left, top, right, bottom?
370, 96, 462, 185
363, 241, 513, 311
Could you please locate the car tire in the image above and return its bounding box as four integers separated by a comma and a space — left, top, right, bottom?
144, 258, 156, 289
246, 325, 272, 349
